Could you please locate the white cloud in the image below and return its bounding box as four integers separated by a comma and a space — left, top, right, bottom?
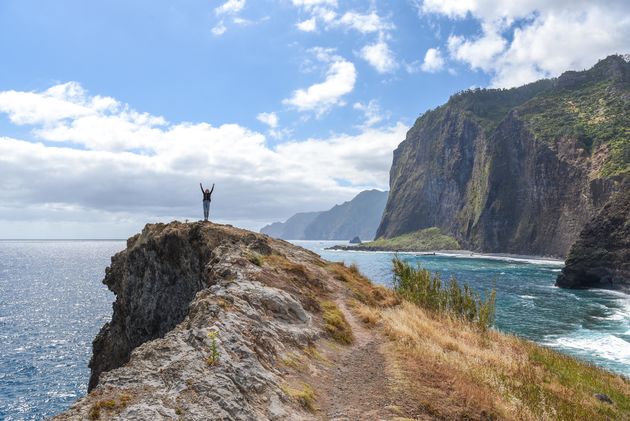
420, 47, 445, 72
360, 40, 398, 73
215, 0, 245, 15
282, 49, 356, 114
418, 0, 630, 87
337, 11, 393, 33
0, 83, 404, 235
211, 21, 227, 36
291, 0, 337, 9
353, 100, 388, 128
296, 17, 317, 32
256, 112, 278, 128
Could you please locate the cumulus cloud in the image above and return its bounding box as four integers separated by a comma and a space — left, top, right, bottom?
353, 100, 388, 128
215, 0, 245, 15
420, 47, 445, 72
337, 11, 393, 33
282, 48, 356, 114
417, 0, 630, 86
256, 112, 278, 128
0, 83, 404, 235
296, 17, 317, 32
360, 40, 398, 73
211, 21, 227, 36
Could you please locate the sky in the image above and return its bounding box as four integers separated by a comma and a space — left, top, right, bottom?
0, 0, 628, 238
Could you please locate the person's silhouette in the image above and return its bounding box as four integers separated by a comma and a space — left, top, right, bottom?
200, 182, 214, 221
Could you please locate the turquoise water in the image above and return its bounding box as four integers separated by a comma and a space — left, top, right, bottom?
294, 241, 630, 379
0, 240, 628, 420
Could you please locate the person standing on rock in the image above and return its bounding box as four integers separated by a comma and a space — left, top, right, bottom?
200, 182, 214, 221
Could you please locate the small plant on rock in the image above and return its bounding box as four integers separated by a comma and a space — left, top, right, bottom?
207, 330, 220, 366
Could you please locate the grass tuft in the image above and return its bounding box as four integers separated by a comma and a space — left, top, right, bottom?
320, 300, 354, 344
281, 383, 316, 412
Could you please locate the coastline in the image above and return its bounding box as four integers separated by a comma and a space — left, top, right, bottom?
322, 243, 565, 266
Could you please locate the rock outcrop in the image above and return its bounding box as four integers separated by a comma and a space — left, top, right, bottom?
56, 221, 361, 420
377, 55, 629, 258
556, 182, 630, 292
261, 189, 388, 241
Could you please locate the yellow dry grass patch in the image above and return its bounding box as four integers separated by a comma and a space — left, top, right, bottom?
281, 383, 316, 412
380, 302, 630, 420
320, 300, 354, 344
349, 300, 381, 326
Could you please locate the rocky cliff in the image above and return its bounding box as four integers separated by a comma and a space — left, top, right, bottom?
55, 221, 396, 420
261, 189, 388, 241
377, 55, 629, 257
556, 182, 630, 292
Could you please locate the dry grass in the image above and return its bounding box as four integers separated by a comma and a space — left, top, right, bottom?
281, 383, 316, 412
380, 302, 630, 420
349, 300, 380, 327
327, 262, 399, 308
320, 300, 354, 344
87, 393, 133, 420
263, 254, 309, 276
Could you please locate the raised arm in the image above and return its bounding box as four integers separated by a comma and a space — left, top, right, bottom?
200, 182, 204, 193
209, 183, 215, 195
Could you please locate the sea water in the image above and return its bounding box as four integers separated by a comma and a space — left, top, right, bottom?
0, 240, 628, 419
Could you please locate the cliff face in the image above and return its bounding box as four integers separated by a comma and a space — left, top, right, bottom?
377, 55, 629, 257
60, 221, 338, 420
556, 182, 630, 292
261, 189, 388, 241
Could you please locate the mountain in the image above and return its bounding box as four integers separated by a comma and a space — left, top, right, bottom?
377, 55, 629, 258
261, 189, 388, 241
259, 211, 321, 240
556, 181, 630, 292
56, 221, 630, 420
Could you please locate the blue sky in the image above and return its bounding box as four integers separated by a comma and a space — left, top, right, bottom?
0, 0, 628, 238
0, 0, 486, 139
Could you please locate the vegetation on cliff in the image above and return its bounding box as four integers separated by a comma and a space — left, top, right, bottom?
330, 227, 460, 252
377, 55, 628, 258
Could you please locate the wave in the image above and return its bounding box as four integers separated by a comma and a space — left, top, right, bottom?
432, 252, 565, 266
543, 331, 630, 368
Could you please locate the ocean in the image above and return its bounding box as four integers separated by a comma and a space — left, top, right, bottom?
0, 239, 628, 419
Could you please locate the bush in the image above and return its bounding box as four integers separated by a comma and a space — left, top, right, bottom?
392, 258, 496, 329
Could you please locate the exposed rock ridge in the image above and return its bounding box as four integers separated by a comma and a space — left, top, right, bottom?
59, 221, 342, 420
377, 55, 629, 257
556, 180, 630, 292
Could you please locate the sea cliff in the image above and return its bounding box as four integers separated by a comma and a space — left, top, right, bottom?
377, 55, 629, 258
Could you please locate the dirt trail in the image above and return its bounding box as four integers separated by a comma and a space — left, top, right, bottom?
312, 299, 432, 421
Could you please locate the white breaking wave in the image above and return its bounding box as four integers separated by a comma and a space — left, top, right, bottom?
543, 331, 630, 368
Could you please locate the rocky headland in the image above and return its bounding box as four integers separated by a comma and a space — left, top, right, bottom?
55, 221, 630, 420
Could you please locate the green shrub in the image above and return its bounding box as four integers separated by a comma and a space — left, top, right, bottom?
392, 258, 496, 329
